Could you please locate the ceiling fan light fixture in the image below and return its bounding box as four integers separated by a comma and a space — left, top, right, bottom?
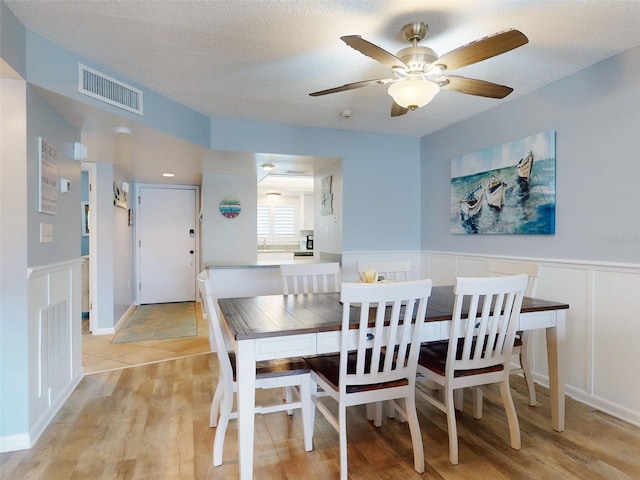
388, 76, 440, 110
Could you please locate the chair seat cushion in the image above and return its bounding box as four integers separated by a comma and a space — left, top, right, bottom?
304, 351, 408, 393
228, 352, 310, 381
418, 340, 505, 378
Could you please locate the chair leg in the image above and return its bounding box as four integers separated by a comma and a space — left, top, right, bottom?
303, 377, 318, 452
454, 388, 464, 411
519, 331, 537, 406
210, 380, 223, 427
212, 387, 234, 467
285, 386, 295, 415
471, 386, 483, 419
365, 402, 383, 426
444, 386, 459, 465
339, 403, 348, 480
405, 394, 425, 473
499, 381, 521, 450
388, 398, 407, 422
300, 375, 314, 452
373, 402, 383, 427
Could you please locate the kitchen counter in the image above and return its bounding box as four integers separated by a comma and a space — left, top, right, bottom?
205, 258, 331, 297
205, 258, 321, 269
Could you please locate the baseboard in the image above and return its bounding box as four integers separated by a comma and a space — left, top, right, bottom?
0, 433, 31, 453
91, 327, 116, 335
530, 371, 639, 427
565, 385, 640, 428
1, 370, 84, 453
27, 371, 84, 451
114, 303, 137, 333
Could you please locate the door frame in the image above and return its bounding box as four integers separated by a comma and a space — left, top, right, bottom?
81, 161, 98, 333
134, 183, 200, 305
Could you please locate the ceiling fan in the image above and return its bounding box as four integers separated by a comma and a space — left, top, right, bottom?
310, 22, 528, 117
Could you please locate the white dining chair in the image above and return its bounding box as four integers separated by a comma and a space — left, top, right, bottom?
303, 279, 433, 480
416, 274, 528, 465
486, 260, 541, 409
356, 260, 412, 422
356, 260, 412, 282
197, 275, 313, 466
279, 262, 341, 410
279, 261, 341, 294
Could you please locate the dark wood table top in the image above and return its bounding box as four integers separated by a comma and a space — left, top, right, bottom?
218, 286, 569, 341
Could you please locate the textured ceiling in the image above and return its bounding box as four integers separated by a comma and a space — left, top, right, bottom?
5, 1, 640, 184
7, 0, 640, 138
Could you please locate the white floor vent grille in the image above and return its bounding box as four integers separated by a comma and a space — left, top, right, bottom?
78, 63, 143, 115
39, 299, 69, 403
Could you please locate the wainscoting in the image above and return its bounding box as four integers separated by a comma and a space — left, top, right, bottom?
20, 259, 83, 451
343, 250, 640, 428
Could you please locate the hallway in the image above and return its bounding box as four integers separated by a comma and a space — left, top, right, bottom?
82, 302, 210, 374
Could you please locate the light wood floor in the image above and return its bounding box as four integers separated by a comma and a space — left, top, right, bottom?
82, 302, 211, 374
2, 350, 639, 479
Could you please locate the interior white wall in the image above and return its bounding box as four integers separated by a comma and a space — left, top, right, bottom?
0, 77, 29, 441
417, 250, 640, 427
112, 167, 134, 323
201, 173, 257, 264
314, 161, 342, 255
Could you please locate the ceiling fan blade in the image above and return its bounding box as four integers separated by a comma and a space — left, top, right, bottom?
341, 35, 407, 70
309, 78, 392, 97
434, 29, 528, 72
391, 102, 409, 117
441, 75, 514, 98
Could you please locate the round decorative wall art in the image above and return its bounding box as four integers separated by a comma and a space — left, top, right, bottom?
219, 197, 241, 218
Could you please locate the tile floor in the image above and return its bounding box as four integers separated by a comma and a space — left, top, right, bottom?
82, 301, 211, 374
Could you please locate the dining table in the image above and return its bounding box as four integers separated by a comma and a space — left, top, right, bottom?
217, 285, 569, 480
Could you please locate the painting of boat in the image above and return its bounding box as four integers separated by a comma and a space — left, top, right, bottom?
486, 175, 506, 209
459, 184, 484, 220
516, 151, 534, 180
450, 130, 555, 234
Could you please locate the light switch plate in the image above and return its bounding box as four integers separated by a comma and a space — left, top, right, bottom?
40, 223, 53, 243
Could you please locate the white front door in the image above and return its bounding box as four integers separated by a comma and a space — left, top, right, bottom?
138, 186, 197, 304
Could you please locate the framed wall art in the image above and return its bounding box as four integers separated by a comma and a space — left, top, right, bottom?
321, 175, 333, 215
450, 130, 556, 235
37, 137, 58, 215
113, 182, 127, 208
219, 197, 241, 218
81, 201, 90, 236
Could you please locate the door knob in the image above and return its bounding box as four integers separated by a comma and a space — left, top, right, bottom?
189, 250, 194, 254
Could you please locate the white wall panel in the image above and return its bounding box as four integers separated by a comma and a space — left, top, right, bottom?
592, 270, 640, 412
421, 251, 640, 427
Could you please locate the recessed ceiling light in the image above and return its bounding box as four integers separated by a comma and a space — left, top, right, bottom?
162, 173, 175, 178
113, 126, 132, 135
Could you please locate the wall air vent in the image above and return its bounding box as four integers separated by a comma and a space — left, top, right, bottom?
78, 63, 143, 115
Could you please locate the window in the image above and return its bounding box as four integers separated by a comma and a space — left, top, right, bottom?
257, 201, 297, 243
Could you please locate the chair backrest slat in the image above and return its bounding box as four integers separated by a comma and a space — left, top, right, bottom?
449, 275, 528, 374
280, 262, 341, 294
486, 260, 540, 297
339, 280, 432, 390
356, 260, 412, 282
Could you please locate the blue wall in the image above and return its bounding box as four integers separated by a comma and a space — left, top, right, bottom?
211, 119, 422, 252
420, 45, 640, 264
